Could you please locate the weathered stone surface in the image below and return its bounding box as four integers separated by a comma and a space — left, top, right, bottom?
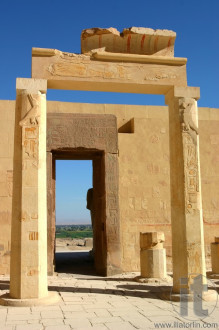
85, 238, 93, 247
140, 232, 167, 279
81, 27, 176, 56
47, 113, 118, 154
141, 249, 167, 278
140, 231, 165, 250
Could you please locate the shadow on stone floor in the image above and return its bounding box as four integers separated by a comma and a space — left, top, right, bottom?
47, 285, 163, 300
116, 284, 171, 293
55, 251, 96, 276
0, 281, 9, 290
76, 276, 140, 281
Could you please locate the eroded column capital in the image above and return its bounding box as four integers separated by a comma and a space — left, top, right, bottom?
165, 86, 200, 104
16, 78, 47, 94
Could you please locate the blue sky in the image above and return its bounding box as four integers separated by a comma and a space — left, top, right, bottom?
56, 160, 92, 225
0, 0, 218, 224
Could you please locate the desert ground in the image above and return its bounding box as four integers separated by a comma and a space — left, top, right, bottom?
56, 238, 93, 252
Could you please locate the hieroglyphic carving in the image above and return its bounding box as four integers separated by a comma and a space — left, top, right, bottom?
105, 154, 118, 192
19, 94, 41, 126
183, 136, 199, 214
26, 268, 39, 276
23, 133, 38, 160
6, 170, 13, 197
29, 232, 39, 240
105, 153, 120, 245
135, 217, 170, 224
146, 163, 160, 175
21, 211, 38, 222
19, 94, 41, 169
179, 98, 200, 214
47, 114, 117, 153
150, 134, 160, 144
152, 186, 160, 198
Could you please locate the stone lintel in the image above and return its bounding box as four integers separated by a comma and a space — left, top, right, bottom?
32, 48, 187, 94
16, 78, 47, 94
47, 113, 118, 154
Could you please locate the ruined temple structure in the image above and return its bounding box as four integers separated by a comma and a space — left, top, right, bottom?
0, 27, 218, 301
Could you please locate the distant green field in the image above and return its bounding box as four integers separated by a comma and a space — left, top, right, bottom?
56, 230, 93, 239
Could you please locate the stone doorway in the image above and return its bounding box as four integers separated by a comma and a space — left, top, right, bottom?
47, 113, 121, 277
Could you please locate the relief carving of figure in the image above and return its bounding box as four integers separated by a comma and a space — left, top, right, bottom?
19, 94, 41, 126
179, 98, 199, 144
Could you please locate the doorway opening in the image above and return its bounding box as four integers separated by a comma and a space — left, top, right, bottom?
47, 149, 108, 276
55, 160, 95, 275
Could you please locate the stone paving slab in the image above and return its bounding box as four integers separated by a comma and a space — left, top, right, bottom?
0, 273, 218, 329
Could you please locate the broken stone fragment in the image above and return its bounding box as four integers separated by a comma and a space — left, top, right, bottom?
140, 231, 167, 279
140, 231, 165, 250
81, 27, 176, 57
81, 27, 120, 38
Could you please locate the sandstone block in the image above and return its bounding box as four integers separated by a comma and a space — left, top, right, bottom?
140, 231, 167, 279
140, 248, 167, 278
85, 238, 93, 247
81, 27, 176, 57
0, 183, 8, 197
16, 78, 47, 93
140, 231, 165, 249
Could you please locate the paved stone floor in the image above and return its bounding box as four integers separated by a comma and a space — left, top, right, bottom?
0, 251, 219, 330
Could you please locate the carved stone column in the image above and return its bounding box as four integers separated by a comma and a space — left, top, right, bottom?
10, 78, 48, 299
165, 87, 206, 294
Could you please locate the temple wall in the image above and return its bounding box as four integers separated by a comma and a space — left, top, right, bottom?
0, 99, 218, 274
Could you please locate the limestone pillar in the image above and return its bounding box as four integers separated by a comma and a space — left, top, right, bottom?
10, 78, 48, 299
140, 232, 167, 279
165, 87, 206, 293
211, 237, 219, 274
